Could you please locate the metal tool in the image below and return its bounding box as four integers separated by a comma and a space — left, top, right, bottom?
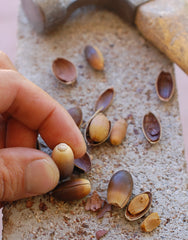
21, 0, 188, 74
21, 0, 149, 32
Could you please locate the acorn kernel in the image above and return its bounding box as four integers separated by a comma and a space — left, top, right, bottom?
110, 118, 128, 145
141, 212, 161, 232
52, 143, 74, 179
128, 193, 149, 215
89, 113, 110, 142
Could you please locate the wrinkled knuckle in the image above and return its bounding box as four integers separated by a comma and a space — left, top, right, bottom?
0, 157, 16, 201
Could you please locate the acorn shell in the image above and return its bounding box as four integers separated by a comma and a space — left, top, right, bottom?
155, 71, 175, 102
95, 87, 115, 112
125, 192, 152, 221
52, 58, 77, 85
142, 112, 161, 144
74, 152, 91, 173
68, 106, 83, 128
84, 113, 111, 146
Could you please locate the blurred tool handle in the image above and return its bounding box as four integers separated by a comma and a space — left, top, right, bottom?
136, 0, 188, 75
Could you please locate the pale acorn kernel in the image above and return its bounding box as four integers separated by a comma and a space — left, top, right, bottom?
52, 143, 74, 178
128, 193, 149, 215
141, 212, 161, 232
110, 118, 128, 145
57, 143, 69, 151
89, 113, 110, 142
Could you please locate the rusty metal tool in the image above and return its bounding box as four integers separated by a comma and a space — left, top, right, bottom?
21, 0, 188, 74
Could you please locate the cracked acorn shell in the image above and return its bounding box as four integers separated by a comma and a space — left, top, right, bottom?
125, 192, 152, 221
52, 58, 77, 85
68, 106, 83, 128
107, 170, 133, 208
95, 87, 115, 112
142, 112, 161, 144
74, 152, 91, 173
84, 45, 104, 71
85, 112, 111, 146
52, 178, 91, 201
156, 71, 175, 102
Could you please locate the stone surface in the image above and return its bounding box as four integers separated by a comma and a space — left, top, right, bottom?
2, 5, 188, 240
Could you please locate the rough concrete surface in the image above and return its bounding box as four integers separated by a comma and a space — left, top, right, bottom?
2, 5, 188, 240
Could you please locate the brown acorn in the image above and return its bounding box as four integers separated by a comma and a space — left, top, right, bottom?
84, 45, 104, 71
107, 170, 133, 208
52, 178, 91, 201
85, 113, 111, 146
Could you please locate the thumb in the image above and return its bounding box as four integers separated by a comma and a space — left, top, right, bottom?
0, 148, 60, 201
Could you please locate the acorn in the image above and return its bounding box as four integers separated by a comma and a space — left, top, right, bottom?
52, 178, 91, 201
125, 192, 152, 221
84, 45, 104, 71
107, 170, 133, 208
85, 113, 111, 146
51, 143, 74, 179
110, 118, 128, 145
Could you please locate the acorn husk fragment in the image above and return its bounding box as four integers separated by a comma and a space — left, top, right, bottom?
125, 192, 152, 221
84, 45, 104, 71
156, 71, 175, 102
52, 178, 91, 201
107, 170, 133, 208
142, 112, 161, 144
68, 106, 83, 128
84, 113, 111, 146
52, 58, 77, 85
74, 152, 91, 173
95, 87, 115, 112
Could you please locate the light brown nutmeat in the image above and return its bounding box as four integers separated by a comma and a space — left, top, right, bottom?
140, 212, 161, 232
89, 113, 110, 142
110, 118, 128, 145
51, 143, 74, 179
128, 193, 150, 215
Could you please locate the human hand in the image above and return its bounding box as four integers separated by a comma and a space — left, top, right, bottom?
0, 51, 86, 202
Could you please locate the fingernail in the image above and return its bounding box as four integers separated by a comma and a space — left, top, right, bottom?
25, 159, 60, 194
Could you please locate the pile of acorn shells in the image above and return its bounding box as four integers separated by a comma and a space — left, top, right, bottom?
46, 45, 174, 233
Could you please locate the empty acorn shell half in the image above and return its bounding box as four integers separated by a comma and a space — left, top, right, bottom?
107, 170, 133, 208
84, 113, 111, 146
52, 58, 77, 85
142, 112, 161, 144
84, 45, 104, 71
95, 87, 115, 112
125, 192, 152, 221
156, 71, 175, 102
52, 178, 91, 201
74, 152, 91, 173
68, 106, 83, 128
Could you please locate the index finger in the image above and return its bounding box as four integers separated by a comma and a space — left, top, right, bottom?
0, 69, 86, 158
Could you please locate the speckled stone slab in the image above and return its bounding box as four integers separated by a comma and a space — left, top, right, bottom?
3, 5, 188, 240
